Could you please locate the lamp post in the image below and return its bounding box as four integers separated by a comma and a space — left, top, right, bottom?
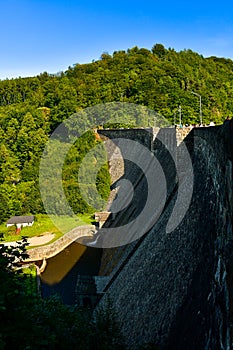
191, 91, 202, 125
173, 105, 182, 127
178, 105, 182, 127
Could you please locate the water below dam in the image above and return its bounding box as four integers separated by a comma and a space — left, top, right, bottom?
39, 242, 102, 305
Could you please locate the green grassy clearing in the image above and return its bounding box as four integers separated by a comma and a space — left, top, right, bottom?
0, 213, 93, 243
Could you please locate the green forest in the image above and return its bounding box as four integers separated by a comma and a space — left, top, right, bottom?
0, 43, 233, 224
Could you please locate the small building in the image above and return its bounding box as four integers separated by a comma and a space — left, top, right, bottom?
6, 215, 35, 233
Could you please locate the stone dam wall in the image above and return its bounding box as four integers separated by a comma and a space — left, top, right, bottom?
95, 125, 233, 349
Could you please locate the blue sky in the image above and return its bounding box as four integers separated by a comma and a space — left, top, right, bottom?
1, 0, 233, 80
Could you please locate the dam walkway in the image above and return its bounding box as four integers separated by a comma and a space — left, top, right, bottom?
25, 225, 96, 262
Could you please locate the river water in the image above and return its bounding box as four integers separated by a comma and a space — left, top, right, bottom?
40, 242, 102, 305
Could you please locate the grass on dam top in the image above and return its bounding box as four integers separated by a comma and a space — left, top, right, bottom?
0, 214, 93, 244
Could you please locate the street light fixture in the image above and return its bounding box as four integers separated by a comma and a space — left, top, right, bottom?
173, 105, 182, 127
191, 91, 202, 125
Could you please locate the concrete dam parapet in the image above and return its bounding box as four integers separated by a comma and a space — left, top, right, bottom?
26, 225, 95, 262
95, 125, 233, 349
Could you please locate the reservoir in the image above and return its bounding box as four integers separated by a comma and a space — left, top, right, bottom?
40, 242, 102, 305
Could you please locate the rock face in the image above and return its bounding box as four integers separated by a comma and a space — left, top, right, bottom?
96, 126, 233, 349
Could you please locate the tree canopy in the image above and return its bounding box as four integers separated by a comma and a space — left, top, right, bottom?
0, 43, 233, 223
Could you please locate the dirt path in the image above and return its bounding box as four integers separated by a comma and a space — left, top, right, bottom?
2, 233, 55, 247
27, 233, 55, 246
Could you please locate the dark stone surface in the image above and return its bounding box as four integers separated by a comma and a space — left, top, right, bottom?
97, 126, 233, 349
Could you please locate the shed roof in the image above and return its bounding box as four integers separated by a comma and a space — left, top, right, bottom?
6, 215, 35, 225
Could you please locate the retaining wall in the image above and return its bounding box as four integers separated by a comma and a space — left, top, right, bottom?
26, 225, 95, 261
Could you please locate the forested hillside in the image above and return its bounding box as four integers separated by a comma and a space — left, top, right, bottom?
1, 43, 233, 223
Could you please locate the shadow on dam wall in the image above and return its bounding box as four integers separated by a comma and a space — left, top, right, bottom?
96, 125, 233, 349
